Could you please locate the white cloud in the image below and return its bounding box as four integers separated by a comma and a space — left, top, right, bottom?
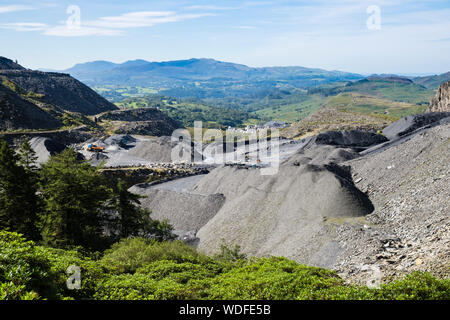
0, 5, 34, 14
43, 25, 124, 37
184, 5, 240, 11
0, 9, 213, 37
85, 11, 214, 29
0, 22, 47, 31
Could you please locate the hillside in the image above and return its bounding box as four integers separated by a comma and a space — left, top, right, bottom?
115, 95, 255, 129
96, 107, 182, 136
252, 77, 433, 128
0, 83, 62, 131
0, 56, 120, 134
0, 70, 118, 115
0, 57, 25, 71
414, 71, 450, 89
281, 107, 389, 139
0, 56, 118, 116
308, 77, 434, 105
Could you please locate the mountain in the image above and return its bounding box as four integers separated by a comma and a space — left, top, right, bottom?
0, 57, 118, 115
61, 58, 364, 96
427, 81, 450, 112
413, 71, 450, 89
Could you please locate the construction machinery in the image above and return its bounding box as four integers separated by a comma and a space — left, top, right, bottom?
86, 144, 105, 153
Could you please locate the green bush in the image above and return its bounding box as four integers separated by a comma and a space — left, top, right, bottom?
378, 272, 450, 300
94, 274, 198, 300
100, 238, 210, 274
201, 257, 345, 300
44, 247, 106, 300
1, 231, 449, 301
0, 231, 57, 299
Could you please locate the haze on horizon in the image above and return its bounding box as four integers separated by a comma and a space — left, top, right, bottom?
0, 0, 449, 75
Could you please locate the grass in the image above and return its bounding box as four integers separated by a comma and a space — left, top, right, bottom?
251, 94, 326, 123
326, 92, 428, 119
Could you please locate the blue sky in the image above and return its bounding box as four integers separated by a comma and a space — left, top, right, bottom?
0, 0, 449, 74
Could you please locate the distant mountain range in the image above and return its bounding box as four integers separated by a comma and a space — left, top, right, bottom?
55, 58, 364, 89
51, 58, 450, 104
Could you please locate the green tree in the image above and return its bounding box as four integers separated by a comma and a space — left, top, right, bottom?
0, 139, 40, 240
109, 179, 175, 241
39, 148, 111, 250
17, 139, 38, 175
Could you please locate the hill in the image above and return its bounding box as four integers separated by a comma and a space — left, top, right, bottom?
61, 58, 363, 103
0, 71, 118, 115
0, 83, 62, 131
0, 57, 25, 71
249, 77, 432, 128
0, 56, 118, 133
115, 95, 255, 129
63, 58, 363, 86
413, 71, 450, 89
281, 107, 389, 139
96, 107, 182, 136
308, 77, 434, 105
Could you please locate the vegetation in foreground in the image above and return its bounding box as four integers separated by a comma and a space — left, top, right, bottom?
1, 232, 449, 300
0, 138, 448, 301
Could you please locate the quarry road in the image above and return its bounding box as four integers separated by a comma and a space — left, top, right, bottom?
152, 174, 207, 193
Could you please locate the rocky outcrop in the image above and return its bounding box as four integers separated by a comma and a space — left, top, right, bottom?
382, 112, 450, 140
427, 81, 450, 112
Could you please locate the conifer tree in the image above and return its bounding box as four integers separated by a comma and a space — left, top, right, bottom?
0, 139, 40, 240
109, 179, 175, 241
39, 148, 111, 250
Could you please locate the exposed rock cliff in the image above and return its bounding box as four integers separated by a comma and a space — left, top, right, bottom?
428, 81, 450, 112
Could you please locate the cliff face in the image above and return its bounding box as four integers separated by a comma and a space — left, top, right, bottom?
428, 81, 450, 112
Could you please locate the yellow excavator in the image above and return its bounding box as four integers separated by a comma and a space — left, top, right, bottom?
86, 144, 105, 153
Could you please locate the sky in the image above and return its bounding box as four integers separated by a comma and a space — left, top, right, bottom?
0, 0, 449, 75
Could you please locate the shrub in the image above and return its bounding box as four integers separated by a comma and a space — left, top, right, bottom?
94, 274, 198, 300
378, 272, 450, 300
202, 257, 345, 300
44, 247, 106, 300
100, 238, 209, 274
0, 231, 57, 299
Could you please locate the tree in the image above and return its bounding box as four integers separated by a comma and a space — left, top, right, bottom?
17, 139, 38, 175
39, 148, 111, 250
0, 139, 40, 240
108, 179, 175, 241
